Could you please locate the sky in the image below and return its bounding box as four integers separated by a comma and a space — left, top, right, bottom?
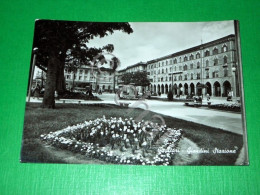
87, 21, 235, 70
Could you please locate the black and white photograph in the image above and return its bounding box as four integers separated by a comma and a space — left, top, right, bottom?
21, 20, 248, 165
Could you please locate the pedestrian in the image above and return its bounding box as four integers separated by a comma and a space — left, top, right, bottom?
33, 84, 40, 100
206, 93, 210, 101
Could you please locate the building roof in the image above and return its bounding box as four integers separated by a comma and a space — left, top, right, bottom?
147, 34, 235, 63
117, 34, 235, 71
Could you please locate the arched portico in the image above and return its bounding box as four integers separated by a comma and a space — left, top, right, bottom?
184, 83, 188, 95
214, 81, 221, 97
173, 84, 177, 95
178, 83, 183, 95
223, 80, 231, 97
196, 82, 202, 96
205, 82, 212, 96
161, 84, 165, 94
165, 84, 168, 94
190, 83, 195, 95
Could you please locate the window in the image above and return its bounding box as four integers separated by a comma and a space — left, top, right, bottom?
213, 48, 218, 55
190, 63, 193, 69
151, 65, 153, 69
224, 56, 228, 64
183, 65, 188, 71
170, 67, 172, 72
79, 70, 83, 74
169, 76, 172, 81
179, 57, 182, 63
166, 76, 168, 81
162, 69, 164, 74
191, 73, 193, 80
214, 58, 218, 66
206, 71, 209, 79
190, 54, 194, 60
159, 62, 160, 67
196, 53, 200, 59
166, 61, 168, 65
66, 75, 70, 79
79, 76, 82, 80
179, 75, 182, 80
197, 73, 200, 79
213, 71, 219, 78
161, 77, 164, 82
170, 60, 173, 65
174, 66, 177, 71
206, 60, 209, 67
174, 76, 177, 81
184, 74, 187, 80
162, 62, 164, 66
224, 67, 228, 77
166, 68, 168, 73
158, 69, 160, 74
197, 62, 200, 69
204, 50, 210, 57
84, 76, 88, 80
184, 56, 188, 62
174, 58, 177, 64
222, 45, 228, 52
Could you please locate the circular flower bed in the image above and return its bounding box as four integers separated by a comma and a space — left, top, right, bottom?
40, 116, 182, 165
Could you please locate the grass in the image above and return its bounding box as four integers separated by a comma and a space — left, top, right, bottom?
21, 103, 243, 165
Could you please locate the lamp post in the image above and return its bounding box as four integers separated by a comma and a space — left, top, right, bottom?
232, 64, 237, 97
28, 47, 38, 102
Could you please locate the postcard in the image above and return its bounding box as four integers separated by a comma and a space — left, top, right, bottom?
21, 20, 248, 165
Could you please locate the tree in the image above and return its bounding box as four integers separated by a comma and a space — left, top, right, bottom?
111, 57, 120, 93
121, 72, 150, 86
32, 20, 133, 108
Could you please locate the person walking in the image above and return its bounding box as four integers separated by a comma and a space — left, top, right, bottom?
206, 93, 210, 101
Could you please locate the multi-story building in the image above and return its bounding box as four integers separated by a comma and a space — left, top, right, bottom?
64, 65, 114, 92
116, 62, 147, 93
117, 34, 240, 98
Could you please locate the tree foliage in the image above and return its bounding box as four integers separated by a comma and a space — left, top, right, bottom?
121, 72, 150, 86
31, 20, 133, 108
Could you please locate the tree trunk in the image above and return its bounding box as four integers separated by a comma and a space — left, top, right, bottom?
42, 53, 59, 108
56, 62, 66, 94
56, 52, 67, 94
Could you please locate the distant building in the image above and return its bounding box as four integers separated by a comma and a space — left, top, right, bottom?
117, 34, 240, 97
64, 65, 114, 92
116, 62, 147, 93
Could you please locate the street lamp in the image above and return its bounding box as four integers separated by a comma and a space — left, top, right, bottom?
232, 64, 237, 97
28, 47, 38, 102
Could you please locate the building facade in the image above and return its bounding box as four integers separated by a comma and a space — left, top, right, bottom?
116, 62, 147, 93
64, 66, 114, 92
117, 34, 240, 98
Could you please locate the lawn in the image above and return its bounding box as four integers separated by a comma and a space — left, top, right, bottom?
21, 103, 243, 165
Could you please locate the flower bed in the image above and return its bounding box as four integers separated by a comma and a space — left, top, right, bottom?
40, 116, 182, 165
208, 103, 241, 112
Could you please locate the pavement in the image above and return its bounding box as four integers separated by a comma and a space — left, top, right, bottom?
26, 93, 244, 135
